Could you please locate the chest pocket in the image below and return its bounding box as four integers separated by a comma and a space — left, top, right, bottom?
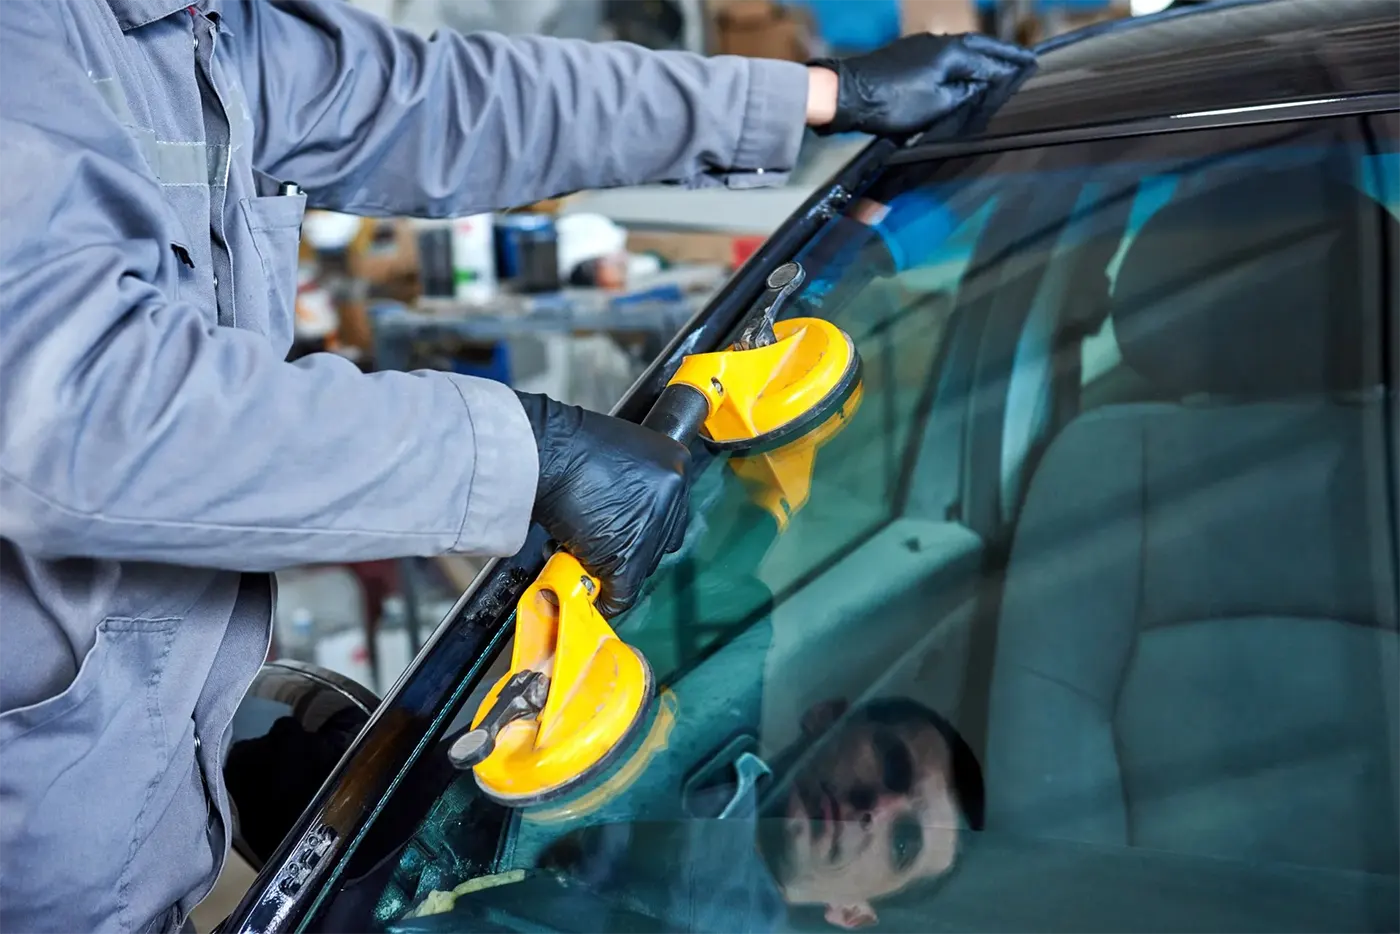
239, 193, 307, 355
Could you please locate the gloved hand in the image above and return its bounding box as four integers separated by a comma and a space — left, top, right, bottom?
516, 392, 690, 617
810, 33, 1037, 138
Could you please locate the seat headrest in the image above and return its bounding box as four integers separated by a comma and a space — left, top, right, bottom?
1112, 169, 1394, 397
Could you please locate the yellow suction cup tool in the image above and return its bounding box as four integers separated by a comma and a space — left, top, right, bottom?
452, 260, 865, 809
644, 262, 863, 456
448, 552, 654, 806
729, 380, 863, 530
679, 316, 859, 452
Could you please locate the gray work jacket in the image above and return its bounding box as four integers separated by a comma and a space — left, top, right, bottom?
0, 1, 806, 929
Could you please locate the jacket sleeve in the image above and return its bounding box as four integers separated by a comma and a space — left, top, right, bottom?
0, 4, 537, 573
224, 0, 810, 216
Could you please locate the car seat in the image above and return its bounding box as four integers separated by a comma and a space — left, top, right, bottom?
984, 167, 1399, 880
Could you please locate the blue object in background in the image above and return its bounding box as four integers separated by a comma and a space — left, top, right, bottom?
870, 191, 964, 272
495, 213, 562, 293
795, 188, 964, 307
450, 341, 513, 385
610, 283, 686, 309
786, 0, 901, 52
788, 0, 1110, 55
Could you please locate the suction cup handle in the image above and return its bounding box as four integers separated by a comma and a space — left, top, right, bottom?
736, 261, 806, 351
640, 383, 711, 446
448, 670, 550, 770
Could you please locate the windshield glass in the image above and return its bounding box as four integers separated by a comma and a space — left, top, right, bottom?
312, 116, 1399, 934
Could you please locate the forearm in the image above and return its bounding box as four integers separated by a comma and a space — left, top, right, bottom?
234, 2, 816, 215
0, 286, 538, 571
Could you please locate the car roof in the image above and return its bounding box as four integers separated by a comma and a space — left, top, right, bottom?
981, 0, 1400, 139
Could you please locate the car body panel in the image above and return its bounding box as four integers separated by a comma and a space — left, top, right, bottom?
980, 0, 1400, 139
224, 662, 379, 870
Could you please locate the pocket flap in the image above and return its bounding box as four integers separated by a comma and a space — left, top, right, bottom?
242, 193, 307, 231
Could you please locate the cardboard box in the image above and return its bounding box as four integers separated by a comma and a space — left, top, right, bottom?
346, 218, 421, 302
899, 0, 978, 36
709, 0, 815, 61
347, 218, 417, 281
628, 229, 741, 267
335, 299, 375, 354
627, 228, 770, 271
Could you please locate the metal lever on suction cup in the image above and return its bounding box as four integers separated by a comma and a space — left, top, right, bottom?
448, 669, 550, 769
641, 261, 810, 446
735, 261, 806, 351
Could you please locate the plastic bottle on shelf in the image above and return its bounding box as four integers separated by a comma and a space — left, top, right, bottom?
451, 213, 498, 304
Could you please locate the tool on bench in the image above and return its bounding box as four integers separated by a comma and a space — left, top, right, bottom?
448, 261, 864, 806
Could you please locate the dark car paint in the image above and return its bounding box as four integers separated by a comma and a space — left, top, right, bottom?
981, 0, 1400, 140
225, 661, 379, 870
221, 1, 1400, 930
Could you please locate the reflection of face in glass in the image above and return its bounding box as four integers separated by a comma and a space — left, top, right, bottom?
759, 698, 981, 930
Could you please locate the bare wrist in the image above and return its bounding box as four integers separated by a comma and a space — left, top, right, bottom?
805, 66, 838, 127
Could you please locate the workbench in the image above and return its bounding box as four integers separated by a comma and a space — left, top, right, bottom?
370, 273, 719, 375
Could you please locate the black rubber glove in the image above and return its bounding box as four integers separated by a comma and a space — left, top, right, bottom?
516, 392, 690, 617
810, 33, 1037, 138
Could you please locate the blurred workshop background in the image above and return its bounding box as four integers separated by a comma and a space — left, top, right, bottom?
271, 0, 1190, 697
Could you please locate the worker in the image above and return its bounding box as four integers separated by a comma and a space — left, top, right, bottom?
0, 1, 1034, 929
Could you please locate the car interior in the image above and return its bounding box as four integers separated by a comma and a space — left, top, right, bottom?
318, 116, 1399, 934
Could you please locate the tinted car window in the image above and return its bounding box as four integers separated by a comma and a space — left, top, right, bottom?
311, 115, 1398, 934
